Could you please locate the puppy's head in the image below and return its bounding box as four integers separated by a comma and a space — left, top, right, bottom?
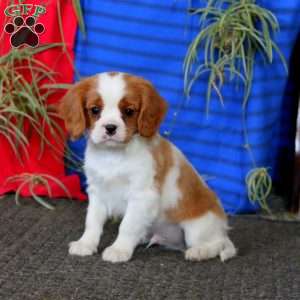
59, 72, 167, 147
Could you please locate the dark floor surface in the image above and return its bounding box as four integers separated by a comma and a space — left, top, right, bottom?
0, 196, 299, 300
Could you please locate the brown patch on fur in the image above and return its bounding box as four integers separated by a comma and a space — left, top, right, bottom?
166, 159, 226, 222
85, 91, 104, 130
59, 76, 98, 139
118, 95, 141, 143
123, 74, 168, 138
108, 71, 119, 77
151, 137, 174, 193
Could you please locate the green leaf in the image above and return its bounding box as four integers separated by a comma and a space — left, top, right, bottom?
72, 0, 86, 35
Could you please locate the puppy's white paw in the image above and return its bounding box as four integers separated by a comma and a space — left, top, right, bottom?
102, 246, 132, 263
69, 240, 97, 256
185, 247, 206, 261
185, 246, 216, 261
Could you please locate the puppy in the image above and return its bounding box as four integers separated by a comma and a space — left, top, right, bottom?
60, 72, 237, 263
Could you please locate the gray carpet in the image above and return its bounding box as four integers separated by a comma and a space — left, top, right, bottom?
0, 196, 299, 300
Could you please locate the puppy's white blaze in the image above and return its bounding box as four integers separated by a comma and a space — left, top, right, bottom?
97, 73, 126, 107
90, 73, 127, 144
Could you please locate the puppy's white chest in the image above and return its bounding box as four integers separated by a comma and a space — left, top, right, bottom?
85, 144, 130, 180
84, 139, 155, 217
84, 138, 154, 184
85, 153, 131, 216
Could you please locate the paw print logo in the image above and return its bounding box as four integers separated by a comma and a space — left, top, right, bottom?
4, 16, 45, 48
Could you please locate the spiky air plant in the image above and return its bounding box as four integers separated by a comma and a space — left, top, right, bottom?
0, 44, 66, 159
183, 0, 288, 213
0, 1, 85, 209
6, 173, 72, 210
246, 168, 272, 214
72, 0, 85, 35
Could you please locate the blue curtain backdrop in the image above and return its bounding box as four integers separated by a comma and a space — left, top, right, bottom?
69, 0, 300, 214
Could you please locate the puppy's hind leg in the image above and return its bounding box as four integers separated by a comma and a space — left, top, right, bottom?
181, 212, 237, 262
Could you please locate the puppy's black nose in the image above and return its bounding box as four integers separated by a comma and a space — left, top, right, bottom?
105, 124, 117, 136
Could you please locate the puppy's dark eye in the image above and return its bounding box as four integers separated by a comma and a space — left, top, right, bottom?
90, 106, 101, 116
124, 108, 134, 117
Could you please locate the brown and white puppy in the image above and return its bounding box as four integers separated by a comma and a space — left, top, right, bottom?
60, 72, 237, 263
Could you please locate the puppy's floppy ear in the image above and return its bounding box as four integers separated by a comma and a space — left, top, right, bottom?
137, 81, 168, 137
59, 77, 94, 140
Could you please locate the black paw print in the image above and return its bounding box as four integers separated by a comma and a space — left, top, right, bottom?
4, 16, 45, 48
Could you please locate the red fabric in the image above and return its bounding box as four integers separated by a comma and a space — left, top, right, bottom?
0, 0, 86, 200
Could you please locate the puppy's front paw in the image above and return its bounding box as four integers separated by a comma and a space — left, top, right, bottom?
102, 246, 132, 263
69, 240, 97, 256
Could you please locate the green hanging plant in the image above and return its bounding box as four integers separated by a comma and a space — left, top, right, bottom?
183, 0, 288, 214
184, 0, 288, 110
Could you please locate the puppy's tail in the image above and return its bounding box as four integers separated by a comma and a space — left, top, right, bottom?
220, 237, 237, 262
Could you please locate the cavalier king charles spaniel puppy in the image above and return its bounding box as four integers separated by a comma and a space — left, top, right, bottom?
60, 72, 237, 263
